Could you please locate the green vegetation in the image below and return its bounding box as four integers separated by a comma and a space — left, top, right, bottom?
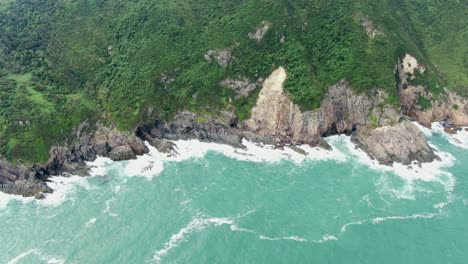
418, 94, 433, 110
0, 0, 466, 163
370, 114, 380, 128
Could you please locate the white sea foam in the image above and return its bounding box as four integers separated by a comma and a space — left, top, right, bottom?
340, 220, 366, 233
0, 192, 34, 210
104, 198, 118, 217
259, 235, 307, 242
152, 216, 236, 263
338, 135, 455, 183
85, 217, 97, 227
39, 175, 89, 207
124, 144, 164, 179
165, 138, 347, 164
7, 248, 64, 264
126, 138, 346, 180
371, 213, 438, 224
320, 234, 338, 241
432, 122, 468, 149
1, 174, 89, 209
86, 156, 113, 177
414, 121, 468, 149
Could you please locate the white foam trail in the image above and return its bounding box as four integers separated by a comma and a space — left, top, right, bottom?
104, 199, 118, 217
340, 220, 366, 233
371, 213, 438, 224
259, 235, 307, 242
152, 216, 235, 263
7, 248, 64, 264
320, 234, 338, 241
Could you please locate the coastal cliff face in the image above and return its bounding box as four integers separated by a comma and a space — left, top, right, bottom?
243, 67, 436, 165
0, 66, 462, 198
397, 55, 468, 127
0, 124, 148, 197
400, 87, 468, 127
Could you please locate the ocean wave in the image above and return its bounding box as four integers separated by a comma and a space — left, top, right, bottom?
0, 174, 89, 210
0, 192, 34, 210
432, 122, 468, 149
337, 135, 456, 183
127, 138, 348, 180
86, 156, 113, 177
40, 175, 90, 207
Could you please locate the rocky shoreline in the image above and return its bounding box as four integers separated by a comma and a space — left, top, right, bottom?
1, 65, 467, 199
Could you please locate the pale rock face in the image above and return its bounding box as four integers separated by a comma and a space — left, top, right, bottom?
361, 16, 382, 38
402, 54, 425, 75
397, 57, 468, 127
353, 121, 436, 165
247, 67, 297, 131
406, 91, 468, 127
245, 67, 436, 164
221, 77, 258, 99
245, 67, 373, 143
248, 21, 270, 42
204, 49, 232, 68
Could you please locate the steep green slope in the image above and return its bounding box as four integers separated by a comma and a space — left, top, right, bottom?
0, 0, 466, 162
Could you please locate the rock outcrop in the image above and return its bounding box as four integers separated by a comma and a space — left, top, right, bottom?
352, 121, 437, 165
144, 67, 437, 165
248, 21, 270, 42
0, 161, 51, 199
397, 56, 468, 127
221, 77, 260, 99
242, 67, 436, 165
0, 123, 148, 197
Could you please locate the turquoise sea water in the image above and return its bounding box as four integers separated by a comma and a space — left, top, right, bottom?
0, 130, 467, 264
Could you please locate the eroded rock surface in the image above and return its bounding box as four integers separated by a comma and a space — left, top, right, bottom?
243, 67, 436, 164
397, 57, 468, 127
0, 123, 149, 197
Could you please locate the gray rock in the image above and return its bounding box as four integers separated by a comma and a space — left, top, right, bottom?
109, 145, 137, 161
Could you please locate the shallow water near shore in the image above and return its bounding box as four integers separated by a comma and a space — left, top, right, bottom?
1, 126, 467, 264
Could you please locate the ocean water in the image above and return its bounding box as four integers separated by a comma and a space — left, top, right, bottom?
1, 124, 467, 264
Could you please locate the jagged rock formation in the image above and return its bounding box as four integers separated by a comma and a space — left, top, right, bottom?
0, 161, 52, 199
242, 67, 435, 165
0, 123, 148, 197
397, 56, 468, 127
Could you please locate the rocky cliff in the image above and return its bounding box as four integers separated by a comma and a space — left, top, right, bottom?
397, 54, 468, 127
1, 65, 463, 198
242, 67, 436, 165
0, 124, 148, 198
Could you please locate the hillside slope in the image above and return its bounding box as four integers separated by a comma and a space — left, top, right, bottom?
0, 0, 466, 163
